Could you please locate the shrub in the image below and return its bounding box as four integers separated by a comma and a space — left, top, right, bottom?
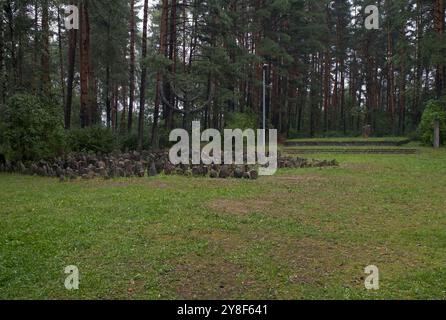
67, 126, 117, 154
225, 112, 259, 131
0, 94, 65, 161
418, 99, 446, 146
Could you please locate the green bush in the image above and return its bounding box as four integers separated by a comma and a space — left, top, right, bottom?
67, 126, 117, 154
418, 99, 446, 146
225, 112, 259, 131
0, 94, 65, 161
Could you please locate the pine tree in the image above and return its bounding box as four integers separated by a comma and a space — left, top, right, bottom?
138, 0, 149, 150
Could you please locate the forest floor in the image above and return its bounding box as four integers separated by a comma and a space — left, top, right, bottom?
1, 145, 446, 299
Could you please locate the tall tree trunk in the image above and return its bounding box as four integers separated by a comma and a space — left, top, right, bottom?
399, 67, 407, 134
152, 0, 169, 149
413, 0, 423, 126
138, 0, 149, 150
340, 59, 346, 135
41, 0, 51, 95
105, 64, 111, 128
111, 84, 117, 132
57, 7, 66, 108
128, 0, 136, 132
32, 1, 38, 91
5, 1, 17, 90
105, 12, 112, 128
79, 0, 92, 128
120, 84, 128, 134
161, 0, 169, 121
167, 0, 178, 130
309, 55, 317, 137
0, 3, 4, 104
65, 4, 77, 130
323, 51, 330, 132
387, 24, 395, 133
434, 0, 445, 96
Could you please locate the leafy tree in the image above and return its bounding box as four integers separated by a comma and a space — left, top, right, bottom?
0, 94, 65, 161
418, 99, 446, 145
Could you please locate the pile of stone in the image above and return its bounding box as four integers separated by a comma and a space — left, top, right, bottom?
278, 157, 338, 169
0, 151, 338, 181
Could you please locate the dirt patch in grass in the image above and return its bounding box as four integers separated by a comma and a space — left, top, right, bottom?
166, 256, 252, 299
270, 235, 425, 288
270, 237, 347, 285
147, 180, 170, 189
207, 198, 274, 216
190, 229, 246, 253
205, 174, 329, 217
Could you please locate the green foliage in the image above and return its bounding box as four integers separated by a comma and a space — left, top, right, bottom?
67, 127, 117, 154
0, 94, 65, 161
418, 100, 446, 146
225, 112, 258, 131
117, 130, 150, 151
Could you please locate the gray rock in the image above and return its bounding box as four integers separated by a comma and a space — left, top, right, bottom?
219, 165, 230, 179
234, 166, 244, 179
249, 170, 259, 180
163, 163, 175, 175
97, 161, 106, 169
210, 169, 218, 179
192, 166, 204, 176
148, 162, 158, 177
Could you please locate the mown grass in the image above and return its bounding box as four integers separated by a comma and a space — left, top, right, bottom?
1, 146, 446, 300
285, 137, 410, 143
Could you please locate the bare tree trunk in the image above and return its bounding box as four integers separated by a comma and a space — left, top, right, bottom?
152, 0, 169, 149
57, 7, 66, 108
323, 51, 330, 132
105, 12, 112, 128
105, 65, 111, 128
41, 0, 51, 95
5, 1, 17, 90
0, 3, 4, 104
138, 0, 149, 150
387, 26, 396, 133
413, 0, 423, 126
65, 4, 77, 129
434, 0, 445, 96
128, 0, 136, 132
167, 0, 178, 130
111, 84, 117, 132
32, 1, 38, 90
79, 0, 92, 127
340, 59, 346, 135
120, 84, 128, 134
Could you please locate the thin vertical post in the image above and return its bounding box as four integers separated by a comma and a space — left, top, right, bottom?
434, 120, 440, 148
262, 64, 268, 146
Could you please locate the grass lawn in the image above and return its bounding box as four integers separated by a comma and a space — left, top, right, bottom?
285, 137, 410, 143
1, 147, 446, 299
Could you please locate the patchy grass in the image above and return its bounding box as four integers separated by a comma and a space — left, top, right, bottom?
285, 137, 410, 143
1, 147, 446, 299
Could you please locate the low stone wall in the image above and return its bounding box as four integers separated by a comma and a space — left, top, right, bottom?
0, 151, 338, 181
